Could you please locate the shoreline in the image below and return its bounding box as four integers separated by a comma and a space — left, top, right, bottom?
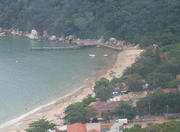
0, 45, 141, 132
0, 28, 129, 52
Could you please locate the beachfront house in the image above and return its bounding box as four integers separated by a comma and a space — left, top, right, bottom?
163, 88, 180, 93
67, 123, 86, 132
90, 102, 119, 119
57, 120, 128, 132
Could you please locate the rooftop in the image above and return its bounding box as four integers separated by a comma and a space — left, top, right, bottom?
176, 74, 180, 79
88, 129, 100, 132
67, 123, 86, 132
163, 88, 179, 93
100, 123, 114, 129
91, 102, 119, 118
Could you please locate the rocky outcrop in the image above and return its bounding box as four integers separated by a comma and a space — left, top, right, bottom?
97, 36, 105, 43
0, 27, 6, 37
66, 35, 76, 41
0, 28, 127, 51
65, 35, 76, 43
58, 37, 65, 42
104, 37, 127, 48
26, 29, 39, 40
42, 30, 48, 40
49, 35, 57, 41
11, 30, 17, 35
10, 29, 24, 37
0, 32, 5, 37
116, 40, 126, 47
109, 37, 117, 45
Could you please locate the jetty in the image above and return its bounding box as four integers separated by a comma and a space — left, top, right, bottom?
100, 44, 122, 51
31, 43, 122, 51
31, 46, 80, 50
31, 44, 97, 51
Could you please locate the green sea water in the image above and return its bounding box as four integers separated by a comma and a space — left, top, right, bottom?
0, 37, 116, 126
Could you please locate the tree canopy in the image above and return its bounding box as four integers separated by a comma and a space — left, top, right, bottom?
136, 89, 180, 115
64, 102, 96, 123
0, 0, 179, 47
25, 119, 56, 132
124, 121, 180, 132
115, 103, 136, 120
94, 78, 114, 101
121, 43, 180, 91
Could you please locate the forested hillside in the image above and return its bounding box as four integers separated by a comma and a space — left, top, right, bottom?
0, 0, 179, 46
121, 43, 180, 91
124, 121, 180, 132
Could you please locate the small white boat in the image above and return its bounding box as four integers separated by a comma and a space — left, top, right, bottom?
89, 54, 95, 57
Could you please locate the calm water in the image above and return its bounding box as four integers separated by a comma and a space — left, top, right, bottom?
0, 37, 116, 124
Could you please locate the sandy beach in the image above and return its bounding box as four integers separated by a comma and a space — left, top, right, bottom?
1, 46, 141, 132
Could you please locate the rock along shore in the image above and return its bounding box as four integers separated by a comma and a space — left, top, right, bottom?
0, 28, 137, 51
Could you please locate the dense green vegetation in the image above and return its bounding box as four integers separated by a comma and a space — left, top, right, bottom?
25, 119, 56, 132
136, 89, 180, 115
1, 0, 180, 129
90, 42, 180, 121
115, 103, 136, 120
99, 89, 180, 120
0, 0, 180, 46
94, 43, 180, 93
101, 103, 136, 121
64, 43, 180, 122
94, 42, 180, 92
122, 43, 180, 91
64, 96, 96, 123
94, 78, 114, 101
64, 98, 136, 123
124, 121, 180, 132
92, 42, 180, 118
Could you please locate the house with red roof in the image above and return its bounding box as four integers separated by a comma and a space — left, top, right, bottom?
163, 88, 180, 93
88, 129, 100, 132
88, 129, 99, 132
90, 102, 119, 118
67, 123, 86, 132
58, 122, 124, 132
176, 74, 180, 79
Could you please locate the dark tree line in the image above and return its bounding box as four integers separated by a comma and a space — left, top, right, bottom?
0, 0, 179, 46
121, 43, 180, 91
124, 121, 180, 132
136, 89, 180, 115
